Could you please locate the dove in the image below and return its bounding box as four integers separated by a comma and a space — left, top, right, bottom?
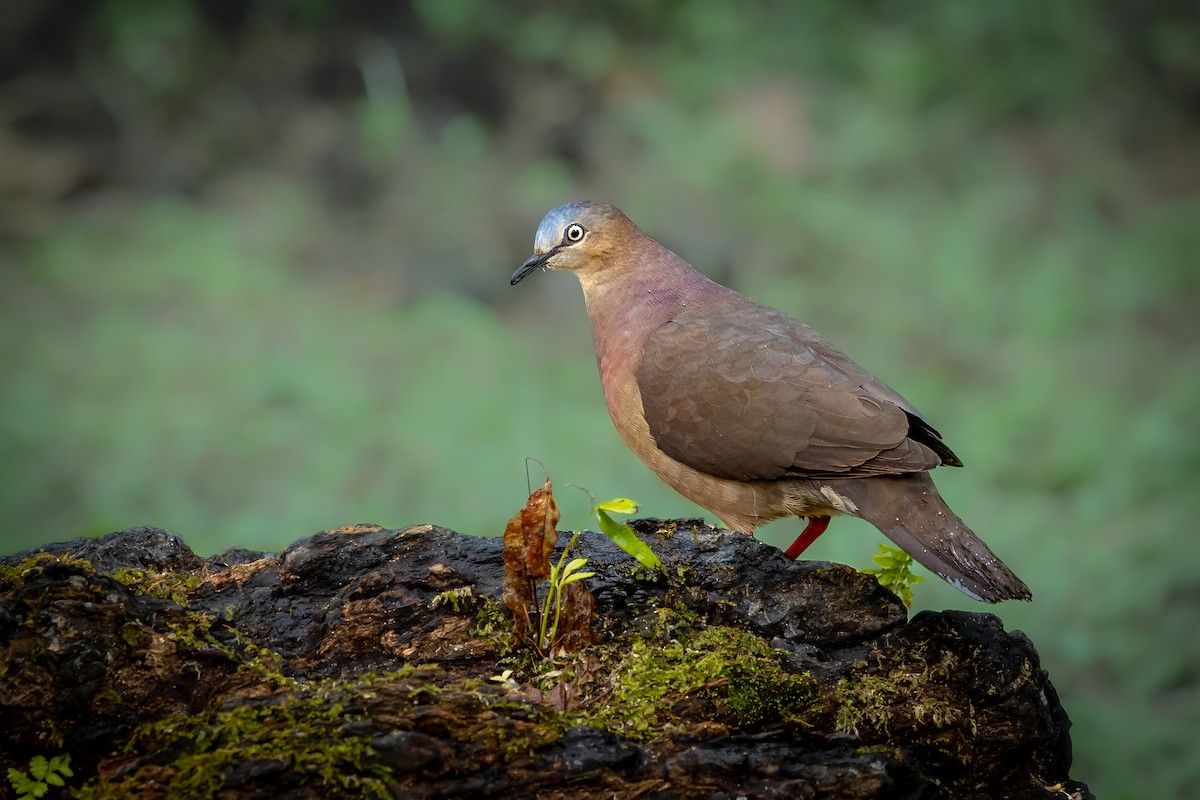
512, 201, 1030, 602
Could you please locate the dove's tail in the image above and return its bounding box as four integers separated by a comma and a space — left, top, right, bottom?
838, 472, 1032, 603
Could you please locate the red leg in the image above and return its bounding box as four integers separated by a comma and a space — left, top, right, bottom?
785, 515, 831, 559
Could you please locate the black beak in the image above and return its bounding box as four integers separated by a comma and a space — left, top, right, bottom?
511, 249, 557, 285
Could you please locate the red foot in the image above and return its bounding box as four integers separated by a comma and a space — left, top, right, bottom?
785, 515, 831, 559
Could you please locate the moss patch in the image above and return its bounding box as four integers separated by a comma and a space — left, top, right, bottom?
75, 667, 565, 799
585, 626, 818, 739
108, 567, 202, 605
833, 646, 975, 764
0, 552, 201, 607
468, 594, 518, 656
166, 609, 298, 689
76, 683, 395, 799
0, 551, 96, 587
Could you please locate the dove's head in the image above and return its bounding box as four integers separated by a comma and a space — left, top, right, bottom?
511, 201, 638, 285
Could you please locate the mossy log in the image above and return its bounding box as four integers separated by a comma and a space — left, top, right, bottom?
1, 523, 1091, 799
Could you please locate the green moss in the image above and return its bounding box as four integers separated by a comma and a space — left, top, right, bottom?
625, 562, 671, 585
835, 672, 971, 750
635, 519, 704, 541
74, 665, 574, 798
166, 610, 298, 689
0, 552, 202, 609
77, 687, 393, 799
470, 595, 517, 656
164, 610, 213, 647
0, 552, 96, 587
833, 647, 974, 762
584, 626, 817, 739
463, 697, 564, 761
108, 567, 201, 606
434, 587, 520, 657
432, 585, 477, 611
648, 599, 700, 641
408, 670, 567, 761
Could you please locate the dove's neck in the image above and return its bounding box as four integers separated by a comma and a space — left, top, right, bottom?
579, 238, 720, 331
578, 237, 724, 400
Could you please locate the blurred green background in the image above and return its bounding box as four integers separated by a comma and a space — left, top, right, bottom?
1, 1, 1197, 795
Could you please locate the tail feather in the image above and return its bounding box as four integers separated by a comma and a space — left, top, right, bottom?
838, 473, 1031, 603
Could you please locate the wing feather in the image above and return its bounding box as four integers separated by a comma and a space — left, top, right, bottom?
635, 297, 955, 481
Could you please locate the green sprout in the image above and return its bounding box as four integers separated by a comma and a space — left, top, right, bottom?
863, 544, 924, 607
537, 530, 596, 652
7, 754, 73, 799
534, 491, 662, 653
592, 496, 662, 570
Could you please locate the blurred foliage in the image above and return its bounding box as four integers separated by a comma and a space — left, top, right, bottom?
1, 1, 1199, 797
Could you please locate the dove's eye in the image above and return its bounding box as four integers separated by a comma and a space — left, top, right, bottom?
564, 223, 586, 243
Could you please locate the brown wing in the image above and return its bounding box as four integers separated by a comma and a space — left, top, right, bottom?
635, 299, 956, 482
785, 317, 963, 468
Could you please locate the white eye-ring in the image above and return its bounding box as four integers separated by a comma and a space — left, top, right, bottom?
565, 223, 586, 243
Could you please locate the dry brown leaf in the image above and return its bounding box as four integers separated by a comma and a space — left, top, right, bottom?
501, 478, 559, 640
500, 478, 597, 654
522, 478, 559, 579
555, 579, 599, 653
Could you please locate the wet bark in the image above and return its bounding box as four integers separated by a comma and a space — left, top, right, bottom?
0, 523, 1091, 799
